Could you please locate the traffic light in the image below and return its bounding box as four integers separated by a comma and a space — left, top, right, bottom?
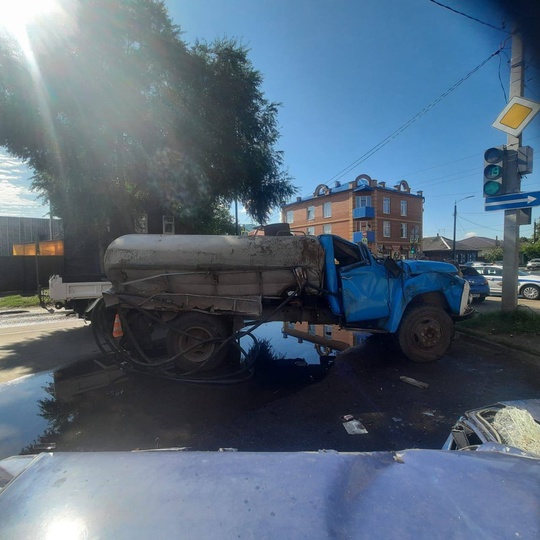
483, 146, 505, 197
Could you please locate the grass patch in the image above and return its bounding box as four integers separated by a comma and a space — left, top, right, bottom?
0, 294, 41, 309
457, 308, 540, 335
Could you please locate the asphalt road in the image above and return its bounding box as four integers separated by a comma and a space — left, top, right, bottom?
0, 309, 538, 459
0, 309, 99, 383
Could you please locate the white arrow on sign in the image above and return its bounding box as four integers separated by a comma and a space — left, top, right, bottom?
485, 191, 540, 212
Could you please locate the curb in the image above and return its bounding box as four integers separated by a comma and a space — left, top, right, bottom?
0, 310, 31, 316
456, 331, 540, 368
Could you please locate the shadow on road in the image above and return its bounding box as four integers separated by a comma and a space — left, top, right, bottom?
0, 324, 101, 382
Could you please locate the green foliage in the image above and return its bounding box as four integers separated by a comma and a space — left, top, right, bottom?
484, 246, 504, 263
521, 240, 540, 260
457, 308, 540, 335
0, 295, 41, 309
0, 0, 295, 238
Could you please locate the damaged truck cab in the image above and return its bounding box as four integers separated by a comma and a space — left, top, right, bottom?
96, 231, 470, 375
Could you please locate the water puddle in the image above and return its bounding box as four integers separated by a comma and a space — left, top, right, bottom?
0, 322, 370, 458
0, 372, 53, 458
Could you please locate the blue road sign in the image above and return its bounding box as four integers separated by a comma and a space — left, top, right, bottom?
484, 191, 540, 212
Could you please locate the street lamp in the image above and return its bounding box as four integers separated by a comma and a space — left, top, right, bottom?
452, 195, 475, 263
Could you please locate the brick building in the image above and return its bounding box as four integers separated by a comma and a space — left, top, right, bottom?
281, 174, 424, 259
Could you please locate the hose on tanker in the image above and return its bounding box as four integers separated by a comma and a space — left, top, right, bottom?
91, 288, 302, 385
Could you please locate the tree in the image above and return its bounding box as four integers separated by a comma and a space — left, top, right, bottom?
0, 0, 295, 242
521, 240, 540, 261
484, 246, 504, 263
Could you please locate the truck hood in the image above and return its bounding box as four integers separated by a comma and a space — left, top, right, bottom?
402, 260, 458, 275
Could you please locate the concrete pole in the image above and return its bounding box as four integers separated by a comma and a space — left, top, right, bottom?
501, 30, 524, 311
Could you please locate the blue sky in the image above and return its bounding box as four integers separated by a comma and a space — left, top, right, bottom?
2, 0, 539, 241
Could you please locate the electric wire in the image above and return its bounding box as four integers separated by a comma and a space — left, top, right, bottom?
325, 43, 510, 185
498, 53, 508, 102
427, 0, 509, 33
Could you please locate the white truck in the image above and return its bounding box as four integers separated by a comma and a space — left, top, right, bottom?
41, 275, 111, 317
92, 230, 471, 378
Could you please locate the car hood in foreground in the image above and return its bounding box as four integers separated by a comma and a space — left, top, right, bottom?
0, 447, 539, 539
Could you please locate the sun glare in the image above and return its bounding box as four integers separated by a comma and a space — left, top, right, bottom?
0, 0, 57, 40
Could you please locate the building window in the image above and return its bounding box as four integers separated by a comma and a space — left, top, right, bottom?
307, 206, 315, 220
356, 196, 372, 208
324, 325, 333, 339
134, 213, 148, 234
400, 223, 408, 239
323, 224, 332, 234
307, 226, 315, 235
383, 221, 391, 237
401, 200, 407, 216
162, 216, 175, 234
383, 197, 390, 214
308, 324, 316, 335
323, 202, 332, 218
354, 221, 371, 232
286, 210, 294, 224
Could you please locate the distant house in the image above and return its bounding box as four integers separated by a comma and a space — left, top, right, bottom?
456, 236, 501, 260
422, 234, 479, 263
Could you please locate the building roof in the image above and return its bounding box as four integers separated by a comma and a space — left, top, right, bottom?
422, 235, 479, 253
457, 236, 501, 250
282, 175, 423, 208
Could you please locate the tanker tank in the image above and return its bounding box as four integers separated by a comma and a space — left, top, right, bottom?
104, 234, 325, 299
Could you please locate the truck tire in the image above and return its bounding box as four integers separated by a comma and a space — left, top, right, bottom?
397, 305, 453, 363
166, 312, 231, 372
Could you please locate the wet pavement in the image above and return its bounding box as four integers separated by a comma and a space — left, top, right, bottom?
1, 320, 539, 459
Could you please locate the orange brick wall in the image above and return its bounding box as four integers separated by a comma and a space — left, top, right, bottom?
283, 191, 353, 239
281, 180, 423, 258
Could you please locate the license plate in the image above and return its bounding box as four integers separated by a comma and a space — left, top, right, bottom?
471, 294, 480, 298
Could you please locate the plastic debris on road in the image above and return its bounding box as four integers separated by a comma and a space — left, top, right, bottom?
400, 376, 429, 389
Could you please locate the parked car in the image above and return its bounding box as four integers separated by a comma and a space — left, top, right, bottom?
462, 261, 492, 268
459, 266, 489, 303
479, 265, 540, 300
526, 258, 540, 272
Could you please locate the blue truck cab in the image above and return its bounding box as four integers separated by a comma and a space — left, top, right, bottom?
318, 234, 470, 362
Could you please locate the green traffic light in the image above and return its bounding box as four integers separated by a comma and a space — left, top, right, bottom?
483, 180, 501, 196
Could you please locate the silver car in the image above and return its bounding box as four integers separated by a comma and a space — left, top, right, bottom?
527, 258, 540, 271
480, 265, 540, 300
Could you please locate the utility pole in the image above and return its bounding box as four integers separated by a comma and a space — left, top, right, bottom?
501, 30, 524, 311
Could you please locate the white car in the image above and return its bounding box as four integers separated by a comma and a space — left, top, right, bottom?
480, 265, 540, 300
527, 258, 540, 271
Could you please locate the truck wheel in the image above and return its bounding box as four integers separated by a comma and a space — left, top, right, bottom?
397, 305, 453, 363
166, 313, 231, 372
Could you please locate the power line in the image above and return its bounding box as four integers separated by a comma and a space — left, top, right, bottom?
325, 43, 509, 185
457, 215, 506, 233
427, 0, 509, 33
497, 53, 508, 102
390, 134, 540, 186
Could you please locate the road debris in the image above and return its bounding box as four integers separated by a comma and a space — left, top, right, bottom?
399, 376, 429, 389
342, 417, 368, 435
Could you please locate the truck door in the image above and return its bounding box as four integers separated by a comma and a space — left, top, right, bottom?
320, 235, 390, 323
340, 260, 390, 323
